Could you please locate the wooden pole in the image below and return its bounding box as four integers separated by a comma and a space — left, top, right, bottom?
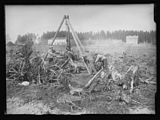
44, 15, 65, 60
67, 20, 85, 52
66, 19, 82, 56
51, 15, 66, 46
66, 19, 91, 74
65, 16, 71, 51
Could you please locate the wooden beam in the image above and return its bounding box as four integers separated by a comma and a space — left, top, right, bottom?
75, 33, 85, 53
84, 68, 103, 88
51, 15, 66, 46
66, 19, 82, 56
65, 18, 71, 51
44, 15, 65, 60
67, 20, 85, 52
66, 19, 91, 74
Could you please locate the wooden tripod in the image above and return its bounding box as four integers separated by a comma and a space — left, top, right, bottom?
44, 15, 91, 74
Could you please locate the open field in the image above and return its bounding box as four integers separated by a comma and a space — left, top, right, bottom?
84, 39, 156, 56
6, 39, 156, 114
33, 39, 156, 57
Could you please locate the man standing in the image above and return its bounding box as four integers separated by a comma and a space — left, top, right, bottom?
83, 54, 97, 75
47, 46, 57, 63
95, 54, 109, 70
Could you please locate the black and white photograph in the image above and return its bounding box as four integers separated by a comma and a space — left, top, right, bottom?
5, 5, 156, 114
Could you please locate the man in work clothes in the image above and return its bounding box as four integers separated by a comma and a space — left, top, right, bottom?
47, 46, 57, 63
83, 54, 97, 75
95, 54, 110, 82
95, 54, 109, 70
64, 49, 80, 73
66, 49, 75, 60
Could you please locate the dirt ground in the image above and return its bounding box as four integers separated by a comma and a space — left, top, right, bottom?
6, 83, 155, 114
6, 40, 156, 114
6, 96, 155, 114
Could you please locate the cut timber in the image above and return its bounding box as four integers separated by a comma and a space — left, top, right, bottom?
139, 77, 156, 84
84, 68, 103, 88
68, 68, 103, 93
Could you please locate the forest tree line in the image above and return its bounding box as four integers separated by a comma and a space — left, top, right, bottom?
40, 30, 156, 45
7, 30, 156, 46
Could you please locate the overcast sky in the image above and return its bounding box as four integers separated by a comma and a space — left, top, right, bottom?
5, 4, 155, 42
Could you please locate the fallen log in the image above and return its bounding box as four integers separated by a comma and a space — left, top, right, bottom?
139, 77, 156, 84
61, 58, 70, 68
84, 68, 103, 88
148, 81, 156, 84
67, 68, 103, 95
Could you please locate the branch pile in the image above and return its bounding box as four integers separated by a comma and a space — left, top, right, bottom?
6, 41, 86, 90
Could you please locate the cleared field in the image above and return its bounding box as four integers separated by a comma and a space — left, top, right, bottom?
6, 39, 156, 114
84, 39, 156, 56
34, 39, 156, 57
